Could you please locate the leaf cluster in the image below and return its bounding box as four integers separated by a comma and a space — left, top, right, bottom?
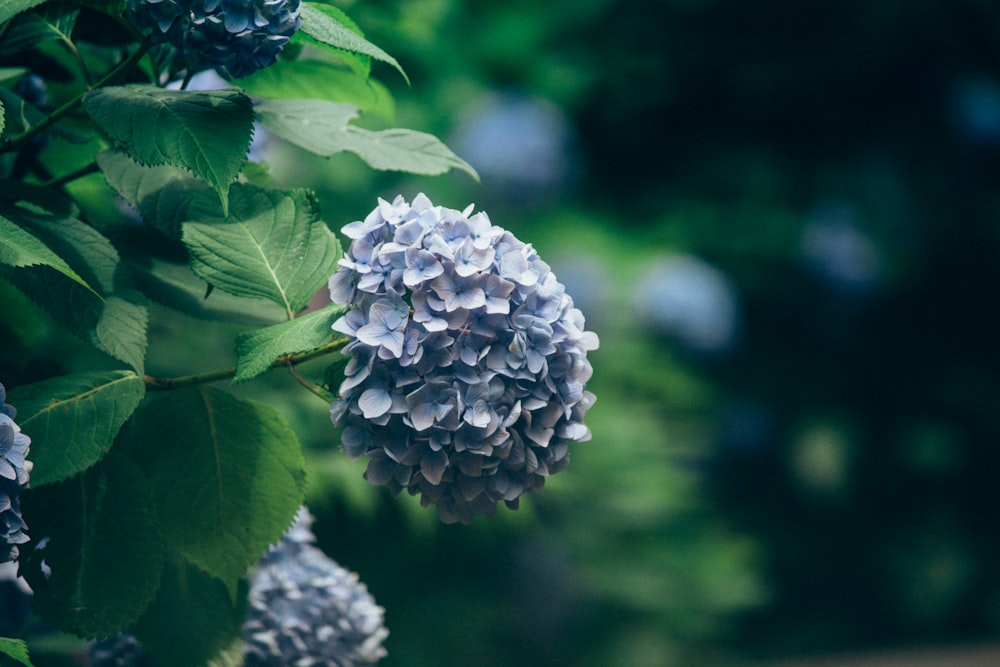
0, 0, 477, 664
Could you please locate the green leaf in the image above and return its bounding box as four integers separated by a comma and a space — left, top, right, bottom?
298, 2, 408, 84
0, 0, 47, 26
82, 85, 254, 214
0, 638, 32, 667
341, 127, 478, 178
289, 3, 370, 77
9, 370, 146, 486
0, 212, 97, 293
0, 3, 78, 56
254, 98, 358, 150
96, 149, 207, 240
234, 302, 340, 381
129, 387, 307, 599
129, 254, 288, 325
0, 98, 5, 136
239, 59, 394, 120
0, 67, 27, 85
182, 184, 341, 318
256, 99, 477, 178
2, 209, 148, 371
20, 453, 166, 639
134, 556, 247, 667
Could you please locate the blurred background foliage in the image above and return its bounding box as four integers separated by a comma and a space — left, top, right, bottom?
283, 1, 1000, 663
6, 0, 1000, 665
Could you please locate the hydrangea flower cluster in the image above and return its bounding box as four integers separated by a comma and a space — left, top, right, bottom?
88, 508, 387, 667
329, 194, 599, 524
88, 633, 157, 667
126, 0, 301, 78
0, 383, 31, 564
244, 507, 388, 666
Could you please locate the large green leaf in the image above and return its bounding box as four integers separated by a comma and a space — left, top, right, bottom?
0, 3, 77, 55
182, 184, 341, 318
337, 127, 478, 178
9, 371, 145, 486
82, 85, 253, 214
96, 149, 208, 240
254, 98, 357, 150
108, 225, 287, 325
0, 638, 32, 667
239, 59, 394, 120
2, 209, 148, 371
0, 212, 97, 293
256, 98, 478, 178
129, 254, 288, 325
129, 387, 307, 599
0, 0, 47, 26
20, 453, 166, 639
297, 2, 407, 84
134, 555, 247, 667
234, 302, 341, 381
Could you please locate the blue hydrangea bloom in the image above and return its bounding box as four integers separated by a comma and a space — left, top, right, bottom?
88, 508, 387, 667
0, 383, 31, 564
126, 0, 301, 78
244, 507, 388, 666
329, 194, 599, 524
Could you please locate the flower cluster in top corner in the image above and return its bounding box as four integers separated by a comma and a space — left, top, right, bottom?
126, 0, 302, 78
0, 383, 31, 564
328, 194, 599, 524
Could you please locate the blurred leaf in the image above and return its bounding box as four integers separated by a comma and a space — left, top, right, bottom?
297, 2, 407, 84
82, 85, 253, 215
241, 60, 393, 120
330, 127, 478, 179
10, 370, 145, 486
1, 209, 148, 371
0, 0, 47, 26
129, 387, 307, 599
0, 4, 78, 55
134, 555, 247, 667
255, 98, 357, 150
234, 302, 341, 381
0, 212, 97, 293
21, 453, 166, 639
256, 99, 477, 179
0, 638, 32, 667
0, 67, 27, 85
182, 183, 340, 317
96, 149, 208, 240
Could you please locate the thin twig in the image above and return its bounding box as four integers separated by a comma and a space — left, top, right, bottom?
144, 337, 347, 392
0, 42, 151, 155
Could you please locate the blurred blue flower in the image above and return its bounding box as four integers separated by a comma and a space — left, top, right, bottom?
632, 255, 741, 355
329, 194, 598, 523
0, 382, 31, 564
244, 507, 388, 666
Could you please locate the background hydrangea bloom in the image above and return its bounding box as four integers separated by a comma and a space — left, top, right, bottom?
329, 194, 599, 524
0, 383, 31, 564
244, 507, 388, 666
126, 0, 301, 78
88, 507, 387, 666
